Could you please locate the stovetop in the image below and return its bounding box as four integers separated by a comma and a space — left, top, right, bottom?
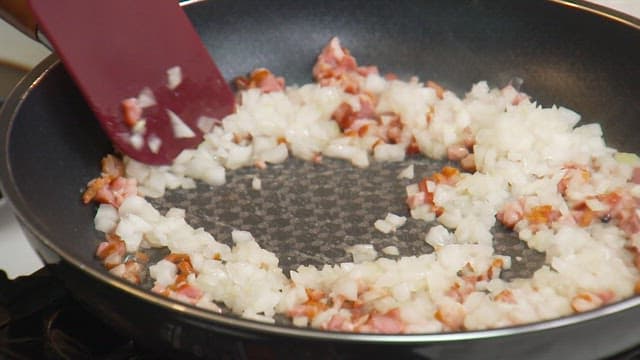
1, 267, 640, 360
1, 2, 640, 359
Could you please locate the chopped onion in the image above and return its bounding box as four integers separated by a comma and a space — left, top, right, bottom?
148, 134, 162, 154
167, 109, 196, 138
345, 244, 377, 263
137, 87, 156, 108
252, 176, 262, 190
129, 133, 144, 150
166, 65, 183, 90
197, 116, 217, 133
398, 164, 415, 179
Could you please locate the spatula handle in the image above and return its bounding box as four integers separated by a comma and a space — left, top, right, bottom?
0, 0, 37, 40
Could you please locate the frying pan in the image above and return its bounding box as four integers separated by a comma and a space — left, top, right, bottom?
1, 0, 640, 359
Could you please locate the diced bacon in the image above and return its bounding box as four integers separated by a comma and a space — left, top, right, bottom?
460, 154, 476, 172
494, 290, 517, 304
445, 277, 476, 303
234, 68, 285, 93
121, 261, 144, 284
557, 165, 590, 195
326, 314, 347, 331
90, 177, 137, 207
497, 201, 525, 228
632, 167, 640, 184
462, 127, 475, 149
176, 284, 203, 300
101, 154, 125, 179
526, 205, 561, 226
571, 292, 603, 312
427, 80, 445, 99
312, 37, 379, 94
447, 144, 469, 161
434, 302, 465, 331
82, 155, 137, 207
96, 235, 126, 260
121, 97, 143, 127
331, 102, 358, 130
431, 166, 460, 185
104, 252, 123, 270
364, 309, 405, 334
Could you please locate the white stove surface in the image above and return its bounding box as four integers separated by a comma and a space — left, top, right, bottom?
0, 1, 638, 279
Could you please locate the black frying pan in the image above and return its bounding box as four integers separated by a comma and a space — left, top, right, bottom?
1, 1, 640, 359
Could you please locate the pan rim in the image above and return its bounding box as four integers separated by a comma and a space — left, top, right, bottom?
1, 0, 640, 344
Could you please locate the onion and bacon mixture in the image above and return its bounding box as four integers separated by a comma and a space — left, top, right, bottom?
83, 37, 640, 332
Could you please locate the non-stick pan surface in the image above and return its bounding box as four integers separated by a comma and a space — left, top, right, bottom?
2, 1, 640, 359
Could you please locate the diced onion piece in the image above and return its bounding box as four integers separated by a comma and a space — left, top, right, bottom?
385, 213, 407, 228
129, 133, 144, 150
148, 135, 162, 154
252, 176, 262, 190
374, 219, 394, 234
132, 119, 146, 134
382, 245, 400, 256
346, 244, 377, 263
615, 152, 640, 165
167, 109, 196, 138
166, 65, 183, 90
137, 87, 156, 108
197, 116, 217, 133
398, 165, 415, 179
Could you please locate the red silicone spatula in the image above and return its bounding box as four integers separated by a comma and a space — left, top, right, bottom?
0, 0, 235, 165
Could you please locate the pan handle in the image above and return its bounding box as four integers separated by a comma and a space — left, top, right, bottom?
0, 0, 41, 42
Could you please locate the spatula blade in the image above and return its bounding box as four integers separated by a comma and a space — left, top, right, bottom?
28, 0, 235, 165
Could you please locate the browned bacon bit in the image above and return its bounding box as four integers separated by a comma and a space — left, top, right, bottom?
82, 176, 137, 207
288, 288, 328, 319
497, 200, 524, 228
432, 166, 460, 185
634, 281, 640, 294
445, 277, 476, 303
570, 291, 603, 312
134, 251, 150, 264
406, 137, 421, 155
485, 258, 505, 280
434, 302, 465, 331
494, 290, 517, 304
121, 97, 142, 127
427, 80, 445, 99
383, 113, 404, 144
82, 155, 137, 207
570, 202, 595, 227
447, 144, 469, 161
526, 205, 561, 226
121, 260, 144, 284
234, 67, 285, 93
460, 154, 476, 172
312, 37, 379, 94
164, 253, 191, 264
96, 235, 127, 269
177, 259, 195, 276
101, 154, 125, 179
331, 102, 358, 130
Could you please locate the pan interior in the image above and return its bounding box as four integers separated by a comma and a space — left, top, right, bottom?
1, 0, 640, 334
